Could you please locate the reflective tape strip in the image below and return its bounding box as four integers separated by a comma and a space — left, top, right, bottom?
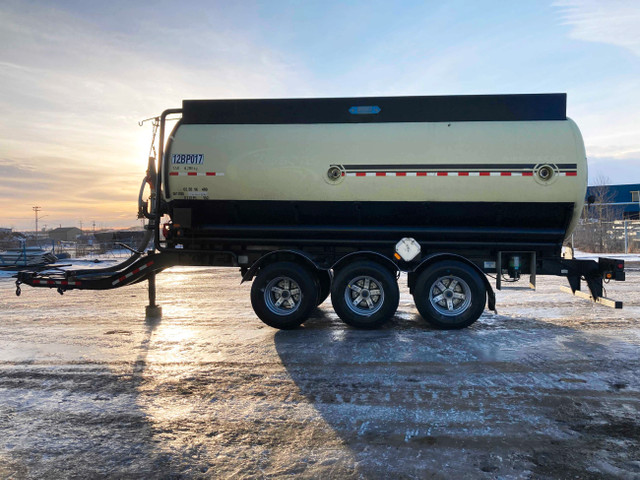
32, 280, 81, 286
111, 261, 154, 286
167, 169, 579, 178
346, 170, 548, 176
169, 172, 224, 176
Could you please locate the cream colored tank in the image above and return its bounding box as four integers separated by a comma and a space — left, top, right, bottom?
166, 118, 586, 238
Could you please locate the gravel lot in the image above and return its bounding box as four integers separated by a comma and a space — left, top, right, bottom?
1, 265, 639, 479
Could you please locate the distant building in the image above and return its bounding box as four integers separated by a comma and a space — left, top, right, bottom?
94, 230, 146, 251
0, 227, 11, 235
585, 183, 640, 220
94, 230, 146, 243
49, 227, 82, 242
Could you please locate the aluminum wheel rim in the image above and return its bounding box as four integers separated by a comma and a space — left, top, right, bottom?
344, 275, 385, 316
265, 276, 302, 315
429, 275, 471, 316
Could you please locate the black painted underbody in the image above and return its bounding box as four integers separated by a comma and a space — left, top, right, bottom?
169, 200, 574, 258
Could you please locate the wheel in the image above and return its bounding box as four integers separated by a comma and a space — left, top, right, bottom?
316, 270, 333, 306
250, 262, 318, 329
331, 261, 399, 329
413, 261, 486, 329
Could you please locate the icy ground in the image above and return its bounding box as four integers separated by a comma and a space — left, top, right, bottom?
574, 250, 640, 263
1, 262, 639, 478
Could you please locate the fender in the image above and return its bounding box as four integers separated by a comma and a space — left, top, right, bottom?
331, 251, 399, 274
241, 249, 324, 283
409, 253, 496, 312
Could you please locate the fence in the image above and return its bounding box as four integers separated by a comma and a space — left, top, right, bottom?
1, 235, 144, 259
571, 220, 640, 253
0, 237, 55, 252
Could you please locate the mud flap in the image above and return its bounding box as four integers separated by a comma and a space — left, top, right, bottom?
487, 288, 497, 313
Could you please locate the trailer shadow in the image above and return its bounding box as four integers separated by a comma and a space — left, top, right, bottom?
272, 310, 640, 478
91, 315, 181, 475
0, 311, 180, 478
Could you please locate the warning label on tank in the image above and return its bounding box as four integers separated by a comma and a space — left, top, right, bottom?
171, 154, 204, 165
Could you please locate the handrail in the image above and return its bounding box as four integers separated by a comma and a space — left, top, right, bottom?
154, 108, 182, 253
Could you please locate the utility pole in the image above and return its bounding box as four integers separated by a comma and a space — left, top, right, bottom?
624, 220, 629, 254
33, 206, 42, 240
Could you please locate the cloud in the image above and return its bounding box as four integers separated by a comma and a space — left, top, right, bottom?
555, 0, 640, 56
587, 156, 640, 185
0, 1, 311, 230
0, 155, 140, 228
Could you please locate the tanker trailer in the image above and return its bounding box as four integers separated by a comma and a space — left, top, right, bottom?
15, 94, 626, 329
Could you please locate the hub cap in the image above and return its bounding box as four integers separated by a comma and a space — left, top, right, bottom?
429, 275, 471, 316
264, 276, 302, 315
344, 275, 385, 316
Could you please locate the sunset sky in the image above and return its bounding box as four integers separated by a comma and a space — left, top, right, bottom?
1, 0, 639, 231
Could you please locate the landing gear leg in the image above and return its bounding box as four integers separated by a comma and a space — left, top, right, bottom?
145, 272, 162, 319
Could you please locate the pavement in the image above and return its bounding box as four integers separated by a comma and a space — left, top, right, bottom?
1, 265, 639, 479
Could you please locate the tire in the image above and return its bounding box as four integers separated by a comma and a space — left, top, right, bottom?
250, 262, 318, 329
316, 270, 333, 306
413, 261, 486, 329
331, 261, 399, 329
